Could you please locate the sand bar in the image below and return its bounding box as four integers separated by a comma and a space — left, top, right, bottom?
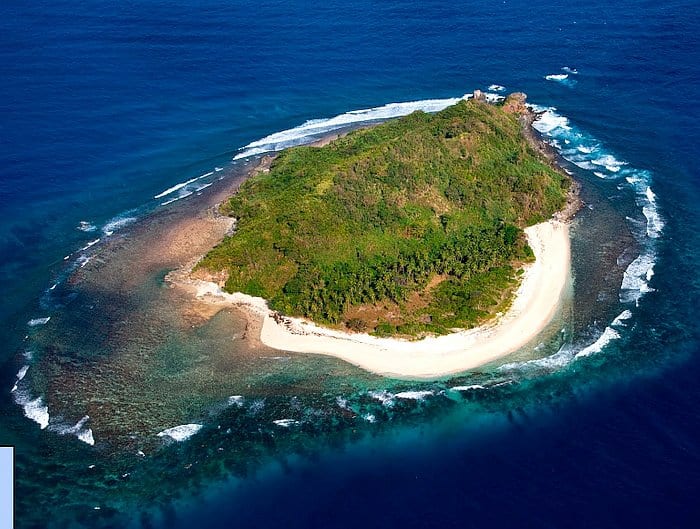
183, 219, 571, 379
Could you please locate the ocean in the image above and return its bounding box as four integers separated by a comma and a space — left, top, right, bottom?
1, 0, 699, 527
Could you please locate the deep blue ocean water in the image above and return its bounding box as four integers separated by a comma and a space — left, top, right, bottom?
1, 0, 700, 527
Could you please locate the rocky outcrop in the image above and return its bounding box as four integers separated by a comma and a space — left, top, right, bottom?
503, 92, 528, 115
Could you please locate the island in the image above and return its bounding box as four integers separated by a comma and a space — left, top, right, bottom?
175, 92, 577, 378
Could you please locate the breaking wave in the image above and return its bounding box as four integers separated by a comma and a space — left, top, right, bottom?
13, 388, 50, 429
531, 105, 663, 308
232, 95, 476, 160
157, 424, 203, 442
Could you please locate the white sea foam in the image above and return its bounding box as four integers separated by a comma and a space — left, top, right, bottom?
545, 74, 569, 81
530, 102, 663, 304
336, 396, 350, 410
368, 390, 395, 407
79, 238, 100, 252
575, 327, 621, 358
394, 390, 433, 400
52, 415, 95, 445
646, 267, 654, 281
562, 66, 579, 74
227, 395, 245, 407
77, 221, 97, 232
272, 419, 299, 427
154, 176, 200, 199
449, 384, 485, 391
570, 159, 597, 170
531, 109, 570, 134
642, 204, 664, 238
484, 93, 505, 103
488, 84, 506, 92
233, 95, 472, 160
157, 424, 203, 442
102, 216, 137, 236
645, 186, 656, 203
611, 310, 633, 327
215, 167, 223, 172
363, 414, 376, 423
499, 344, 575, 372
591, 154, 626, 172
28, 317, 50, 326
620, 251, 656, 304
77, 255, 92, 268
16, 365, 29, 381
14, 392, 50, 429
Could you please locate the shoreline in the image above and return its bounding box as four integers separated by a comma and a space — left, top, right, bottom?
174, 218, 571, 379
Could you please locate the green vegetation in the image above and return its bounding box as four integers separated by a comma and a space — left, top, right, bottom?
198, 97, 569, 336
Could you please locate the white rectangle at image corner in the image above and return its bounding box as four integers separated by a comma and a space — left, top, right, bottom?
0, 447, 13, 529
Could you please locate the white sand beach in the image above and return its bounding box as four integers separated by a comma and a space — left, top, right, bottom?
182, 219, 571, 379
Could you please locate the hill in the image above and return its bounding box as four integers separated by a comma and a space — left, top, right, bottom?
196, 94, 570, 336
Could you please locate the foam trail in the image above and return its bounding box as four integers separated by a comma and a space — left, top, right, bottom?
157, 424, 203, 442
499, 344, 575, 372
52, 415, 95, 445
450, 384, 485, 391
273, 419, 299, 427
79, 238, 100, 252
233, 95, 473, 160
154, 176, 200, 199
16, 365, 29, 381
591, 154, 626, 172
642, 204, 664, 238
28, 317, 50, 326
395, 390, 433, 400
575, 327, 621, 358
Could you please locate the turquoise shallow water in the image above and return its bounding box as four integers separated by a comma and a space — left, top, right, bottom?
1, 0, 699, 527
